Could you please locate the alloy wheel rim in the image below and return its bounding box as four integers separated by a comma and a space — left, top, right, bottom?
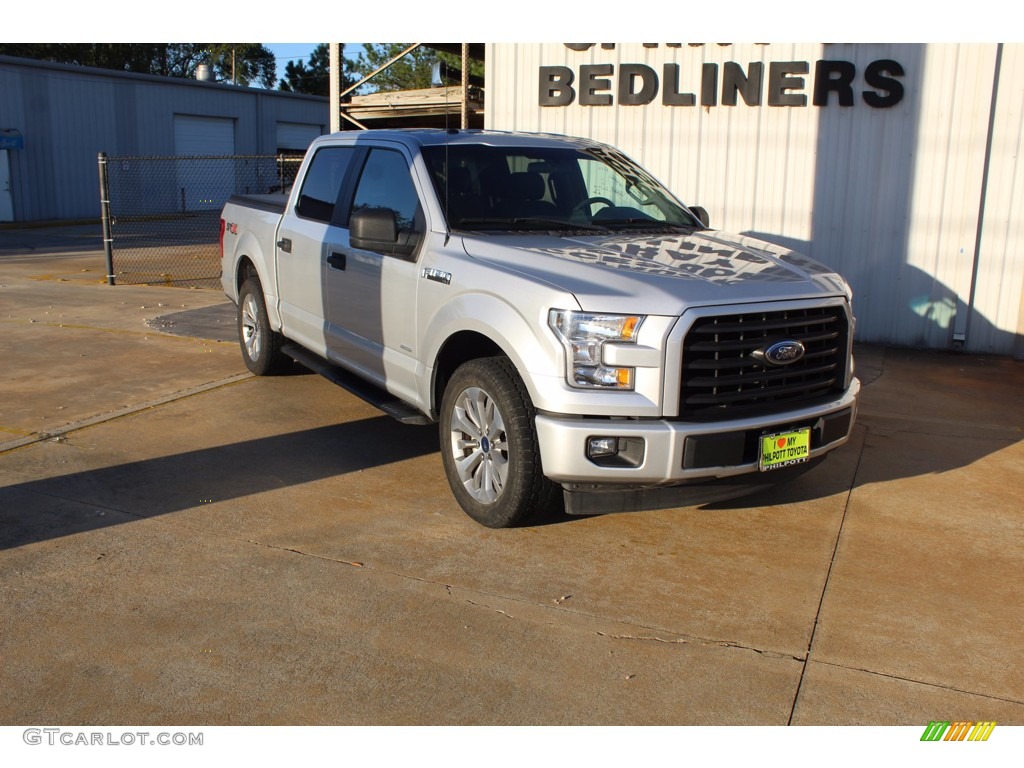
449, 386, 509, 504
241, 294, 262, 362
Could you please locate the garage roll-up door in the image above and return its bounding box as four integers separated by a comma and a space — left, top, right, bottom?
174, 115, 235, 211
277, 122, 322, 153
174, 115, 235, 156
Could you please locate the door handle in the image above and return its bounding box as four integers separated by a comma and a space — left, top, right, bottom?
277, 238, 292, 253
327, 252, 347, 270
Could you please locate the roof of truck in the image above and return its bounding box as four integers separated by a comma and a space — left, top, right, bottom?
310, 128, 607, 151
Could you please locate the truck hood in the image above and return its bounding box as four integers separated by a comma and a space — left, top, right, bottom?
460, 229, 850, 315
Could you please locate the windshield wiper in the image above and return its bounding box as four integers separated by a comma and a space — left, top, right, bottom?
598, 219, 699, 232
510, 217, 610, 233
453, 217, 610, 233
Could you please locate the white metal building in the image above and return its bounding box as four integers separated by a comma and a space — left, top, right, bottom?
486, 43, 1024, 357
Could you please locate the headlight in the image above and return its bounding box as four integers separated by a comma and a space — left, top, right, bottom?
548, 310, 644, 390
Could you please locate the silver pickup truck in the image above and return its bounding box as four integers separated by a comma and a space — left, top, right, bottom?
220, 129, 859, 527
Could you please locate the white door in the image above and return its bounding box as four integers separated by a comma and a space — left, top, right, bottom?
173, 115, 235, 212
0, 151, 13, 222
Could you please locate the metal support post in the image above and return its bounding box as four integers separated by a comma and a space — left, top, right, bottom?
97, 152, 115, 285
461, 43, 469, 129
330, 43, 342, 133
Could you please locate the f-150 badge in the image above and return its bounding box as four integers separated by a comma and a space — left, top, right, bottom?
422, 268, 452, 285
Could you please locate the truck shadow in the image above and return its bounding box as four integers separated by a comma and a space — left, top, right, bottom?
0, 415, 438, 551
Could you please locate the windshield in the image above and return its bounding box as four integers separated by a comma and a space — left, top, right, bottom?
422, 143, 701, 233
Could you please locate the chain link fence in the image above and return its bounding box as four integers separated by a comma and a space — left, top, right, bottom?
99, 154, 301, 288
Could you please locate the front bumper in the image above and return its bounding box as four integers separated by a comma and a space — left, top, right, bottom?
534, 378, 860, 488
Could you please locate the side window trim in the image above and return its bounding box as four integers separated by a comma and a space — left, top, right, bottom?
332, 146, 370, 229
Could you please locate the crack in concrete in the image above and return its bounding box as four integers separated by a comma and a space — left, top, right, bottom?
0, 373, 254, 454
463, 599, 515, 619
243, 541, 366, 569
807, 659, 1024, 707
595, 631, 804, 662
787, 413, 869, 725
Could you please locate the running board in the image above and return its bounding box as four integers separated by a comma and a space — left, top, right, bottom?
280, 343, 432, 426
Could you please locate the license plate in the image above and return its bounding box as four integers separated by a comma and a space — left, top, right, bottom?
759, 428, 811, 471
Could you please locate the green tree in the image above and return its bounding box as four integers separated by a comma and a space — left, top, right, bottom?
347, 44, 482, 93
278, 43, 356, 96
204, 44, 276, 88
0, 43, 162, 72
0, 43, 276, 87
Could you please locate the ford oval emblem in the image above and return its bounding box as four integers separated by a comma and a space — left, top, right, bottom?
762, 340, 806, 366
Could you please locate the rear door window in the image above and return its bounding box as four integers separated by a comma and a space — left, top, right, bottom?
295, 146, 355, 223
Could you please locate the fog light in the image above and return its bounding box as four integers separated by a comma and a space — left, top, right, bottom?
587, 437, 620, 459
586, 436, 646, 468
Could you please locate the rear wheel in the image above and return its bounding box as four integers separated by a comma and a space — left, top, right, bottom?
439, 357, 560, 528
238, 277, 290, 375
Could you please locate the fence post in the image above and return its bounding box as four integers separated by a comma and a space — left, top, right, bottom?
97, 152, 115, 286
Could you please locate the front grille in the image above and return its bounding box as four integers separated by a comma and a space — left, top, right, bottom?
680, 305, 849, 420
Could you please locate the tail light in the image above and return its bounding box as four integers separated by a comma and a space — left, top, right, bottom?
219, 218, 226, 259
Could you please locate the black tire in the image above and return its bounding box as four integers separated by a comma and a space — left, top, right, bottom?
439, 357, 561, 528
237, 277, 291, 375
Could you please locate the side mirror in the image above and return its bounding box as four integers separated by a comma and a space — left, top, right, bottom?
350, 207, 398, 251
689, 205, 710, 228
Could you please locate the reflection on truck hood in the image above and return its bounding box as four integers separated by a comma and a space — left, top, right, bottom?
460, 230, 850, 315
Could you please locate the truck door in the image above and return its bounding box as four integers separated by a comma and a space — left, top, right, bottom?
275, 145, 356, 356
323, 146, 424, 398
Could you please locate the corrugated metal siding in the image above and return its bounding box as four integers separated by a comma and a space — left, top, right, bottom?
47, 72, 119, 220
486, 43, 1023, 355
0, 56, 328, 222
904, 44, 994, 350
974, 43, 1024, 357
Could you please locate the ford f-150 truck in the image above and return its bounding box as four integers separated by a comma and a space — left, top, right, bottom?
220, 129, 859, 527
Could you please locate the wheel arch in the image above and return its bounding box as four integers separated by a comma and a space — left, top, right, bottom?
431, 331, 507, 420
230, 242, 282, 331
422, 291, 569, 419
235, 255, 259, 295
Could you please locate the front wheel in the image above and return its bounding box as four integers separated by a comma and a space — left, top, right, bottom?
439, 357, 560, 528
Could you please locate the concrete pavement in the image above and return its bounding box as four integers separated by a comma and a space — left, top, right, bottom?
1, 225, 1022, 725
